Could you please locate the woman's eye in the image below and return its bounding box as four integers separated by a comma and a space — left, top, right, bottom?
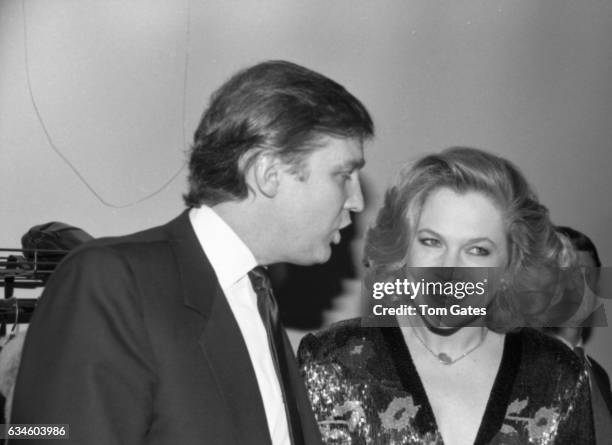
419, 238, 440, 247
468, 246, 490, 256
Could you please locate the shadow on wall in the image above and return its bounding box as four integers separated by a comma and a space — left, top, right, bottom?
270, 223, 358, 331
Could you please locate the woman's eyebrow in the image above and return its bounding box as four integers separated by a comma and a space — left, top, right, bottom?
466, 237, 495, 245
416, 228, 441, 237
416, 230, 496, 246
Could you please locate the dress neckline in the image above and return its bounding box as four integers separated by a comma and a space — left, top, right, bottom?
381, 326, 522, 445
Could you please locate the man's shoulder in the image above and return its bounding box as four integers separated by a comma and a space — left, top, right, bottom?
84, 227, 168, 256
67, 212, 188, 263
42, 212, 195, 289
36, 213, 196, 312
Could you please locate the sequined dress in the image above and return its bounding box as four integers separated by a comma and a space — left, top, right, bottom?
298, 319, 594, 444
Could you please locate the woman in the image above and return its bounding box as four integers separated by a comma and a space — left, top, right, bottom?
298, 147, 594, 444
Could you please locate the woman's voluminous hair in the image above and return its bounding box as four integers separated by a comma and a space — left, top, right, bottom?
183, 60, 374, 206
364, 147, 574, 331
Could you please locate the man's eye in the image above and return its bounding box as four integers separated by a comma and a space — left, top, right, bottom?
337, 172, 352, 182
468, 246, 490, 256
419, 238, 440, 247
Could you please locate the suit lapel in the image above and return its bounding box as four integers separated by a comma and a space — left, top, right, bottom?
165, 211, 273, 445
199, 293, 273, 445
280, 329, 323, 445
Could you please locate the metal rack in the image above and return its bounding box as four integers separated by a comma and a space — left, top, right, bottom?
0, 248, 68, 324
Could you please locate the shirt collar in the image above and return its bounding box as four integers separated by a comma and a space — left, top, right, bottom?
554, 335, 575, 350
189, 206, 257, 290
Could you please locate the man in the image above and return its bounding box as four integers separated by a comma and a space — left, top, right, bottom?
551, 226, 612, 444
11, 60, 374, 444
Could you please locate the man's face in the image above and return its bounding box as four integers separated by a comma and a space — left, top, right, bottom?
577, 250, 599, 292
274, 136, 365, 265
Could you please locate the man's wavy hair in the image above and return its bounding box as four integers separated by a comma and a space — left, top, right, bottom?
183, 60, 374, 206
364, 147, 574, 332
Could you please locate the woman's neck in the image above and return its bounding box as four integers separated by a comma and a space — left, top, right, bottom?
404, 323, 488, 357
410, 326, 486, 356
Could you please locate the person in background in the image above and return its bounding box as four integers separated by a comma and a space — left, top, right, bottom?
11, 60, 374, 445
550, 225, 612, 443
299, 147, 594, 444
549, 226, 605, 348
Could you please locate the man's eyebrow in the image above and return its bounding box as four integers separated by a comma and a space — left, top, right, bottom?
344, 158, 365, 170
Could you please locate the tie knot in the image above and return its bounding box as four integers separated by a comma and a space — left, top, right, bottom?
248, 266, 278, 319
248, 266, 271, 294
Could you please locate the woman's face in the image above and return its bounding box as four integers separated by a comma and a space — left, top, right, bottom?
408, 187, 508, 268
406, 187, 509, 328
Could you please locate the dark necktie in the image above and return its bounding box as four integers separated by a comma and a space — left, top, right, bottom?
248, 266, 304, 445
574, 346, 589, 366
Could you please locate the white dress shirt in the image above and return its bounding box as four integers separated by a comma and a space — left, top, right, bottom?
189, 206, 290, 445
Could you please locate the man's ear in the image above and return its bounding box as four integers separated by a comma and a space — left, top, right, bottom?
250, 151, 281, 198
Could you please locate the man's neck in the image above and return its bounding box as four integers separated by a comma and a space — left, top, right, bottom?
212, 200, 277, 266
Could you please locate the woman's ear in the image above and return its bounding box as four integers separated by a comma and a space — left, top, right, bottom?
250, 151, 281, 198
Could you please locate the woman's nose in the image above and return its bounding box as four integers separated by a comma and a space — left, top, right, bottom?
440, 250, 463, 268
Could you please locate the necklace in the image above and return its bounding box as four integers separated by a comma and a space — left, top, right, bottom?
412, 327, 488, 365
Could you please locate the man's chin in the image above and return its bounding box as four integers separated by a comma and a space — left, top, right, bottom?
281, 242, 334, 266
312, 251, 332, 265
295, 247, 332, 266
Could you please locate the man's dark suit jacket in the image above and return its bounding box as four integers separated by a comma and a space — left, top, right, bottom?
11, 211, 322, 445
590, 356, 612, 414
588, 355, 612, 445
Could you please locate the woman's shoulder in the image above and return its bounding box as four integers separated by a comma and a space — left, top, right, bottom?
297, 317, 384, 364
492, 329, 594, 444
509, 328, 584, 377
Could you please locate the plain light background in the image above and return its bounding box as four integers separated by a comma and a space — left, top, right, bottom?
1, 0, 611, 372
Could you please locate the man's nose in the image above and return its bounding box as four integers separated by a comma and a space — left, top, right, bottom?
345, 176, 364, 213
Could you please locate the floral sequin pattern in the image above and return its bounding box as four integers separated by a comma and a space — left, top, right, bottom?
495, 398, 561, 444
379, 396, 419, 432
301, 335, 443, 444
336, 337, 376, 376
301, 359, 372, 443
301, 337, 375, 443
300, 326, 593, 445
